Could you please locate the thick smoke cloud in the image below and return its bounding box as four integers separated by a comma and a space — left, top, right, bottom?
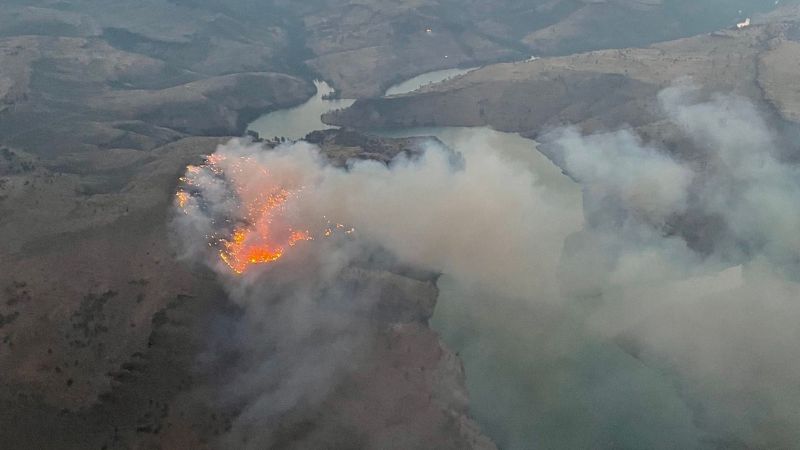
173, 132, 582, 448
173, 81, 800, 449
528, 81, 800, 449
177, 133, 583, 297
554, 126, 693, 226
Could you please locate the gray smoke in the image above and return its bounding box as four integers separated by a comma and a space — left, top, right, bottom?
172, 135, 581, 448
452, 81, 800, 449
173, 81, 800, 449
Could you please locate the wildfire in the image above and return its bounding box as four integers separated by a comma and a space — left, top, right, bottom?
176, 191, 190, 209
217, 193, 314, 274
176, 150, 353, 275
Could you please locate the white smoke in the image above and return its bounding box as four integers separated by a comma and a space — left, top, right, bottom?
177, 133, 583, 298
554, 126, 694, 226
173, 130, 583, 448
173, 81, 800, 449
536, 81, 800, 449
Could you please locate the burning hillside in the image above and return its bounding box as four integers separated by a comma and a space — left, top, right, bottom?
176, 147, 353, 274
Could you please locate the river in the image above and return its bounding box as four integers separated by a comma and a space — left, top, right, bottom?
246, 70, 584, 450
247, 68, 476, 140
247, 80, 355, 141
384, 67, 477, 96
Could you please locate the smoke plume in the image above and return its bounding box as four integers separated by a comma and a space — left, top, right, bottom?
173, 81, 800, 449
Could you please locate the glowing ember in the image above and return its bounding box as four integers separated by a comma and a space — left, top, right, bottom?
176, 191, 190, 209
176, 150, 352, 274
215, 188, 313, 274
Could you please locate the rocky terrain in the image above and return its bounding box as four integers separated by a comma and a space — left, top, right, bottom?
325, 7, 800, 136
298, 0, 782, 97
324, 4, 800, 264
0, 0, 780, 101
0, 36, 314, 156
0, 0, 783, 166
0, 0, 796, 449
0, 129, 495, 449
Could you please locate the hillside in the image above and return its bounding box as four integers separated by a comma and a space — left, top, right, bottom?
325, 10, 800, 135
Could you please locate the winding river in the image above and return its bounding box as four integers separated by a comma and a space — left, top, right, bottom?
247, 70, 584, 450
384, 67, 478, 97
247, 67, 477, 140
247, 80, 355, 141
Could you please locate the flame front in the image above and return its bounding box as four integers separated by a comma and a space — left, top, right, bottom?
176, 150, 348, 275
218, 191, 313, 274
176, 191, 190, 209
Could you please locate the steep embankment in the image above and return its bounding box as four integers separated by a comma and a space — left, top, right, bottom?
0, 36, 315, 156
299, 0, 781, 97
324, 14, 800, 135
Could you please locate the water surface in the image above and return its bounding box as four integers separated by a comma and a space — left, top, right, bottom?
247, 80, 354, 141
384, 67, 477, 96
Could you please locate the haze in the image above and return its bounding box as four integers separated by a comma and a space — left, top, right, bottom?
1, 1, 799, 450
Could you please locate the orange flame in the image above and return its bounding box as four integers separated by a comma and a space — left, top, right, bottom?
177, 151, 352, 275
176, 191, 190, 209
216, 188, 314, 274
